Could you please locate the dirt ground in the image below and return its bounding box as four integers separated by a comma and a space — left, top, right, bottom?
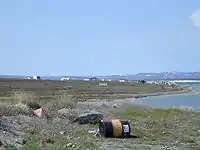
0, 78, 199, 150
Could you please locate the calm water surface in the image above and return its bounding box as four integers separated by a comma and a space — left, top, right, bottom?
136, 82, 200, 108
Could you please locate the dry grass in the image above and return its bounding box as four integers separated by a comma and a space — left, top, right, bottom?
21, 102, 200, 150
0, 102, 30, 116
0, 89, 76, 117
109, 103, 200, 148
0, 78, 187, 100
0, 79, 197, 149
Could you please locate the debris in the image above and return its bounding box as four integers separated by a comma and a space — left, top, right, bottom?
88, 129, 98, 134
73, 111, 103, 124
32, 108, 45, 117
112, 104, 118, 109
32, 108, 49, 118
99, 119, 131, 138
94, 128, 100, 137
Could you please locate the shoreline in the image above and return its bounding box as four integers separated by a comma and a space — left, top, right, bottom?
86, 87, 199, 103
133, 88, 198, 99
82, 87, 200, 109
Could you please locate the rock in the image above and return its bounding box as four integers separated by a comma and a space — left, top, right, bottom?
0, 116, 25, 149
112, 104, 118, 109
59, 131, 65, 135
73, 111, 103, 124
66, 143, 73, 147
66, 135, 72, 140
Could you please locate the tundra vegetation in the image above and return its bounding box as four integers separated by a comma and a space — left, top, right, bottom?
0, 78, 199, 150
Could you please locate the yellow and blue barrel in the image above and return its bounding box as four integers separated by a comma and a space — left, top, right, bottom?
99, 119, 131, 138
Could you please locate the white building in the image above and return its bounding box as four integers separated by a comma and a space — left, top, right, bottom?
84, 78, 90, 81
61, 77, 71, 81
33, 76, 41, 80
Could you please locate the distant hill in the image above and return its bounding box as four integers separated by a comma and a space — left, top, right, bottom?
1, 72, 200, 81
0, 75, 25, 78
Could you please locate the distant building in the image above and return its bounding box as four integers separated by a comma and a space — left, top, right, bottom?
25, 76, 40, 80
84, 78, 90, 81
61, 77, 71, 81
83, 77, 100, 81
137, 80, 146, 84
89, 77, 99, 80
119, 79, 127, 82
25, 76, 32, 80
33, 76, 41, 80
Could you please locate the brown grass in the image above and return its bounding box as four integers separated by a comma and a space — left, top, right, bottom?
0, 78, 186, 100
0, 89, 76, 117
0, 78, 186, 117
0, 78, 195, 150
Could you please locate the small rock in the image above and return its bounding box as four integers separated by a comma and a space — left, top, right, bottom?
15, 138, 24, 145
59, 131, 65, 135
66, 135, 72, 140
73, 111, 103, 124
162, 131, 166, 134
66, 143, 73, 147
112, 104, 118, 109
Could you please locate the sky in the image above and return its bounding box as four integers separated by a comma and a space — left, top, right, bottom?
0, 0, 200, 76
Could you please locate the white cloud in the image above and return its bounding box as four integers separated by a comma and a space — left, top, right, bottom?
190, 10, 200, 27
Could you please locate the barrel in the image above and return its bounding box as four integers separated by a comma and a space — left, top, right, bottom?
99, 119, 131, 138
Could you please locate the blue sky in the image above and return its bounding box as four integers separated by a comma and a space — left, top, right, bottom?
0, 0, 200, 76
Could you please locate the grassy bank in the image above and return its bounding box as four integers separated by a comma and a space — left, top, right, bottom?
0, 78, 198, 149
21, 103, 200, 150
0, 78, 191, 101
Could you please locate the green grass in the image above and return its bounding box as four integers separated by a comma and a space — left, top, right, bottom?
22, 124, 100, 150
2, 101, 198, 150
108, 103, 200, 148
0, 79, 197, 149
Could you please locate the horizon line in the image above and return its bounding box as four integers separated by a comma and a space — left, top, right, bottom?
0, 71, 200, 77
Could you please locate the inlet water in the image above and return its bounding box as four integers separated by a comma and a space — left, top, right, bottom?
136, 82, 200, 109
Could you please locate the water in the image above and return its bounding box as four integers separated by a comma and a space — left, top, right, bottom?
136, 82, 200, 109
